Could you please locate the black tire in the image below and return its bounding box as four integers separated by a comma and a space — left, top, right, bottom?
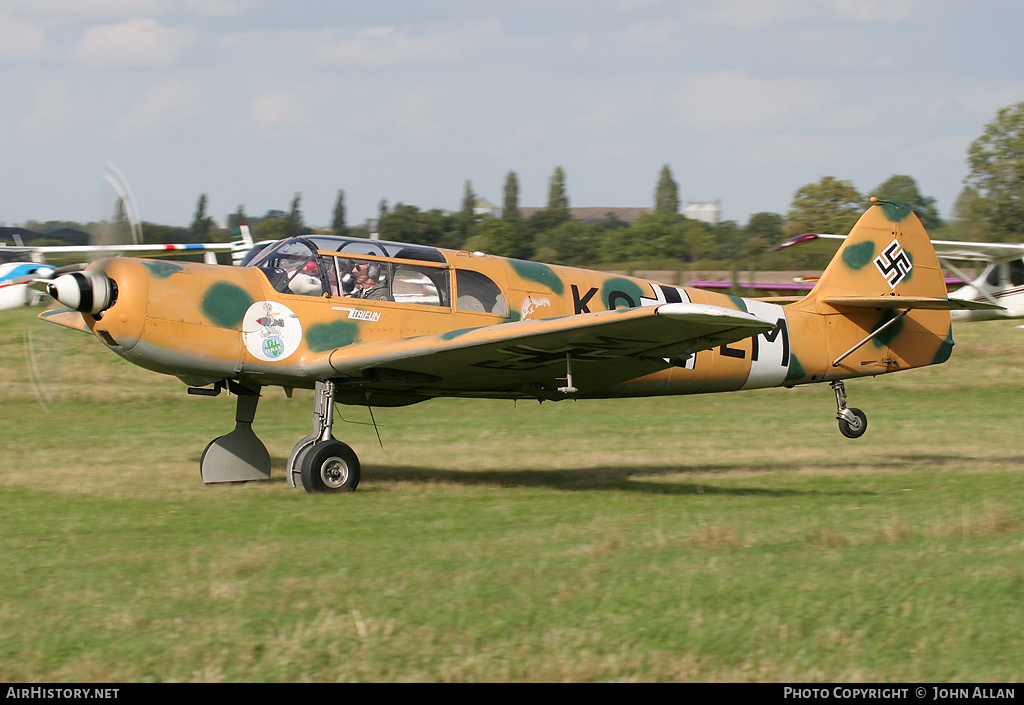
300, 440, 361, 493
838, 408, 868, 439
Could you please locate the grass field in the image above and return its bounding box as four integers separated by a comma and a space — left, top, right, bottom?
1, 306, 1022, 682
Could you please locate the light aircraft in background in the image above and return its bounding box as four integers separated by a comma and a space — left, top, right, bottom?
773, 232, 1024, 322
39, 198, 998, 493
0, 253, 56, 309
1, 224, 255, 310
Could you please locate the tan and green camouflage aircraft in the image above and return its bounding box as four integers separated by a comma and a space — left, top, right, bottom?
42, 198, 998, 493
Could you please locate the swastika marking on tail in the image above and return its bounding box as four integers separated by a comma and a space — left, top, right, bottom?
874, 239, 912, 288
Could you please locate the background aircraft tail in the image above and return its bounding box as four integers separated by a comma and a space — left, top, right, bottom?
230, 222, 256, 266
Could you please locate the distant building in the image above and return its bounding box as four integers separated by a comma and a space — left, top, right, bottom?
473, 198, 498, 218
682, 200, 721, 225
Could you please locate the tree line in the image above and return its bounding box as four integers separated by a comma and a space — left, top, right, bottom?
17, 102, 1024, 271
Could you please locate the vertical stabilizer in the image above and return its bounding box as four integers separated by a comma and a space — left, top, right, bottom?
785, 198, 960, 381
231, 222, 256, 266
799, 198, 947, 308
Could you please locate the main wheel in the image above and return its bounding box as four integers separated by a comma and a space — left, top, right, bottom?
300, 440, 361, 493
838, 408, 868, 439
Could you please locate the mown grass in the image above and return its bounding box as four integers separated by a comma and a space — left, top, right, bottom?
1, 306, 1022, 682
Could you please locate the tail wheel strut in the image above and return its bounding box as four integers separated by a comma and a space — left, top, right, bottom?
831, 380, 868, 439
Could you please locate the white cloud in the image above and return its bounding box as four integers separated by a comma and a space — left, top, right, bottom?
488, 120, 551, 157
115, 77, 203, 137
1, 1, 167, 18
249, 89, 295, 131
377, 86, 448, 141
313, 21, 501, 66
688, 0, 808, 29
248, 83, 337, 134
832, 0, 916, 22
15, 79, 78, 144
688, 0, 918, 28
0, 10, 46, 60
71, 17, 196, 69
182, 0, 248, 15
672, 70, 830, 131
622, 20, 678, 46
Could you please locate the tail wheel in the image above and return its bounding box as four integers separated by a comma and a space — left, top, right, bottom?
838, 408, 868, 439
300, 440, 361, 493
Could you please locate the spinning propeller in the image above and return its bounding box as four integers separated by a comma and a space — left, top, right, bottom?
24, 162, 142, 408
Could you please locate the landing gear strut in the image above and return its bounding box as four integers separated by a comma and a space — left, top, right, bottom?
831, 380, 868, 439
199, 384, 272, 483
286, 380, 361, 493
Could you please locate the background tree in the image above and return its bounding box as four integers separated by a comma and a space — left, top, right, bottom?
190, 194, 213, 241
463, 219, 520, 258
526, 167, 572, 260
873, 175, 942, 231
785, 177, 864, 237
628, 212, 685, 261
547, 166, 569, 218
285, 193, 304, 238
332, 190, 348, 237
655, 164, 680, 215
502, 171, 520, 220
227, 204, 248, 232
945, 186, 990, 241
683, 220, 717, 264
458, 180, 478, 245
252, 216, 290, 241
745, 212, 784, 245
535, 221, 602, 267
965, 102, 1024, 241
378, 204, 457, 248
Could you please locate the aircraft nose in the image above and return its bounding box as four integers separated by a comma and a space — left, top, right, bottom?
47, 271, 118, 314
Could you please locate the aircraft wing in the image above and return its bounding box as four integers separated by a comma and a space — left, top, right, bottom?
773, 233, 1024, 263
29, 243, 236, 257
771, 233, 847, 255
328, 302, 777, 398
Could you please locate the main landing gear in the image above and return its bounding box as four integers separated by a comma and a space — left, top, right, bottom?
285, 380, 361, 493
196, 379, 360, 492
831, 380, 868, 439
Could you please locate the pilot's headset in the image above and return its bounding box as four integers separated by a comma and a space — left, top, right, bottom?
365, 261, 385, 283
339, 259, 386, 294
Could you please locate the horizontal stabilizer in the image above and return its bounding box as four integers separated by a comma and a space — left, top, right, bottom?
774, 232, 1024, 264
823, 296, 1003, 311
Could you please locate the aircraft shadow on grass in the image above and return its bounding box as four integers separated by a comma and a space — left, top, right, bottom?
216, 455, 888, 497
190, 451, 1017, 496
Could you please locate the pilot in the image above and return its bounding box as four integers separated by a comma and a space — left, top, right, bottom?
344, 261, 389, 300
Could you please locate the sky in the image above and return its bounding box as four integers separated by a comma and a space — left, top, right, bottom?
2, 0, 1024, 232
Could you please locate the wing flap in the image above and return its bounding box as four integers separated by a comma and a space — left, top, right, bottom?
328, 303, 776, 397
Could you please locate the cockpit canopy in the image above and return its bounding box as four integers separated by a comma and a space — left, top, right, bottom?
245, 235, 507, 315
